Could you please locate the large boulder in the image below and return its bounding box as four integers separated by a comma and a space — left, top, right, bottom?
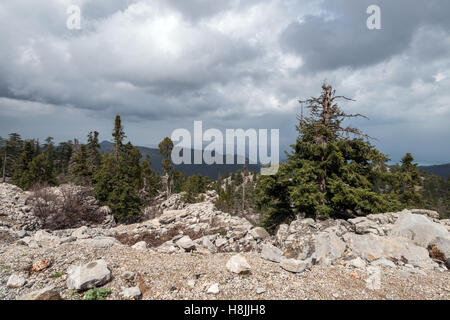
348, 217, 384, 235
201, 236, 217, 253
311, 232, 346, 266
176, 235, 196, 251
34, 230, 60, 245
260, 243, 283, 263
344, 233, 436, 268
159, 209, 188, 224
389, 212, 449, 248
67, 259, 112, 291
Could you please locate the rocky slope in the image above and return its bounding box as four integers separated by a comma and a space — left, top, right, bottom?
0, 183, 449, 300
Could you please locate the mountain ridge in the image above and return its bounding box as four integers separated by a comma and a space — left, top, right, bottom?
99, 141, 261, 179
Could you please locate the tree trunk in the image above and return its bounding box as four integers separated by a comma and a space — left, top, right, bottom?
242, 160, 247, 212
2, 149, 7, 183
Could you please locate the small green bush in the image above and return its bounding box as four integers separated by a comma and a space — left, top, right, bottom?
83, 287, 112, 300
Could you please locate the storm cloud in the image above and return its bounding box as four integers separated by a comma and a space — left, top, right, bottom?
0, 0, 449, 164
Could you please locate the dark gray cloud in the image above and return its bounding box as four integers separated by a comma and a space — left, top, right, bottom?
0, 0, 449, 165
280, 0, 450, 72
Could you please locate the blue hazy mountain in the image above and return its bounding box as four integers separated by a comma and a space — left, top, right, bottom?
99, 141, 261, 179
419, 163, 450, 179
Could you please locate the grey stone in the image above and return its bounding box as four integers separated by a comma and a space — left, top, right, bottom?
18, 286, 61, 300
249, 227, 270, 240
410, 209, 440, 219
260, 243, 283, 263
365, 266, 381, 290
67, 259, 112, 291
389, 212, 449, 248
34, 230, 59, 244
77, 237, 121, 248
280, 258, 309, 273
344, 233, 435, 268
159, 210, 188, 224
72, 226, 89, 239
7, 274, 27, 288
132, 241, 148, 250
16, 230, 27, 238
226, 254, 251, 274
215, 237, 228, 248
202, 236, 217, 253
371, 258, 396, 268
349, 217, 384, 235
345, 257, 367, 269
176, 235, 196, 251
401, 266, 427, 276
121, 286, 141, 299
187, 280, 196, 288
311, 232, 346, 266
207, 283, 220, 294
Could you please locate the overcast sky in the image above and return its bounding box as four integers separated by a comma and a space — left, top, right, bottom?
0, 0, 449, 165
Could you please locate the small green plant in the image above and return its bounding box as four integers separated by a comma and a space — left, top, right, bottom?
83, 287, 112, 300
53, 271, 64, 278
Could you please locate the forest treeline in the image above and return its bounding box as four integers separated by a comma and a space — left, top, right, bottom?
1, 84, 449, 228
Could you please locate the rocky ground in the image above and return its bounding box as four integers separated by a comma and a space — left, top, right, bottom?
0, 183, 449, 300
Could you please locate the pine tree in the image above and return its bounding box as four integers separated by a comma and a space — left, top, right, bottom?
158, 137, 174, 196
391, 153, 423, 208
69, 143, 90, 183
1, 133, 22, 182
112, 115, 125, 161
87, 131, 101, 174
141, 155, 161, 202
27, 153, 56, 187
92, 116, 142, 222
255, 83, 401, 231
181, 174, 210, 203
55, 140, 74, 176
12, 140, 36, 189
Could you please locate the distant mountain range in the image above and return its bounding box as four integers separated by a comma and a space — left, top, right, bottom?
100, 141, 261, 179
419, 163, 450, 179
100, 141, 450, 180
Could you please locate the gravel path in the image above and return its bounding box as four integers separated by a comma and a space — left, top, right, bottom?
1, 242, 449, 300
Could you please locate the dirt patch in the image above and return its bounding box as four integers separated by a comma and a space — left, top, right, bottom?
0, 230, 17, 244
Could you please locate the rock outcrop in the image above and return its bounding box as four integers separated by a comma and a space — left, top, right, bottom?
1, 182, 449, 300
67, 259, 112, 291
